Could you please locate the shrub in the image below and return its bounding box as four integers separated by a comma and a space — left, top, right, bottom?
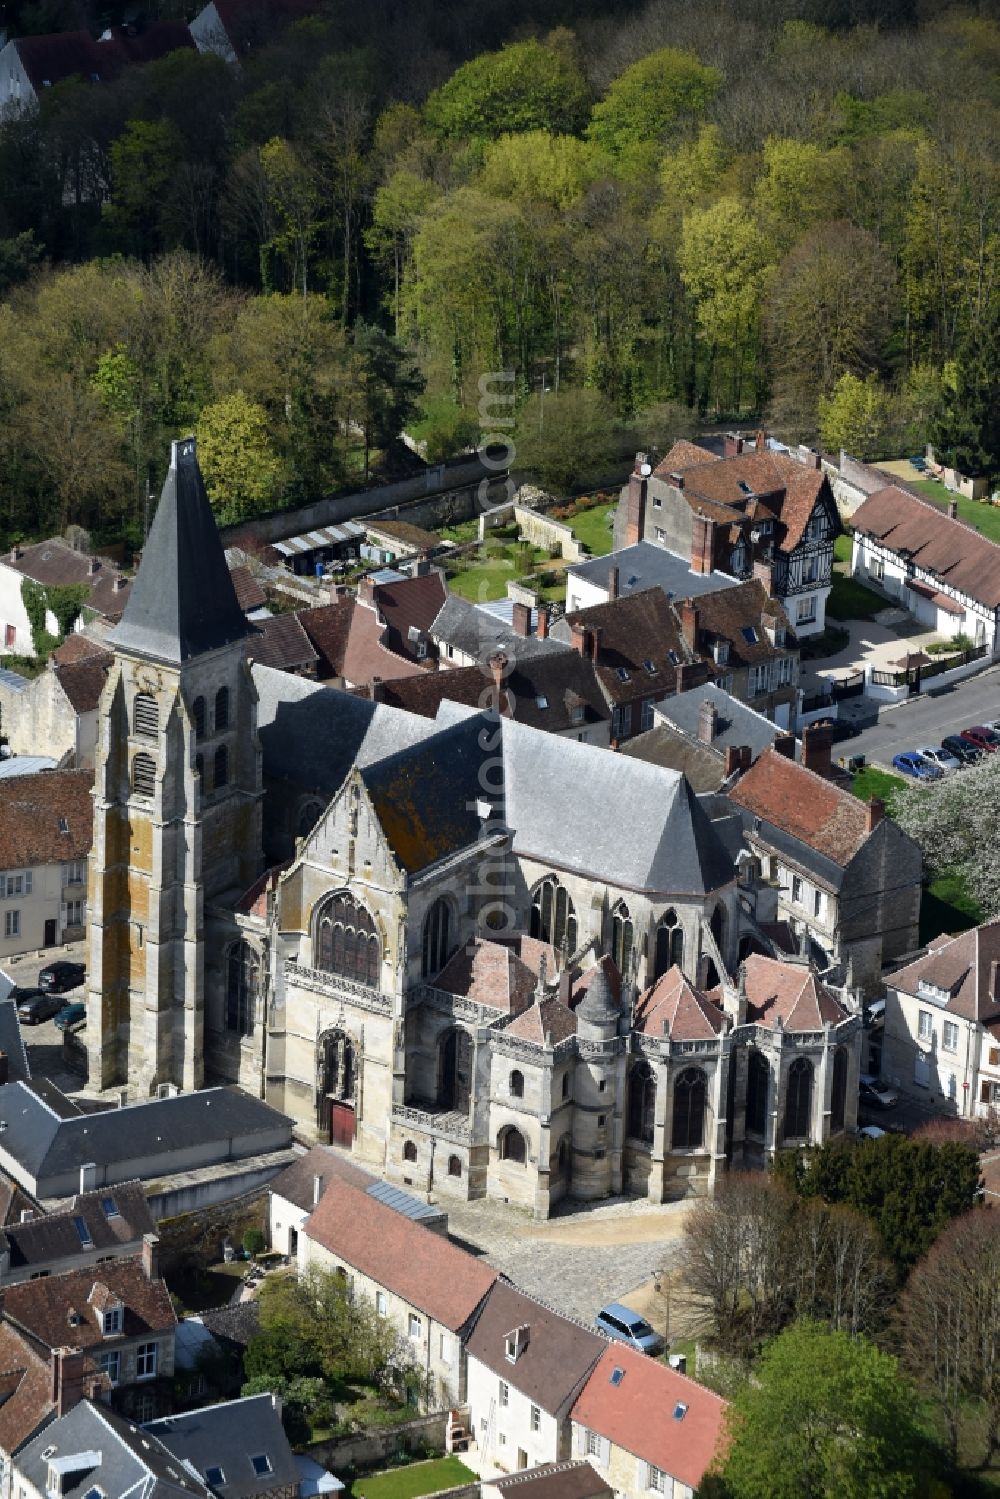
242, 1227, 266, 1257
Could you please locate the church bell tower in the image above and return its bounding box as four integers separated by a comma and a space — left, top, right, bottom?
87, 437, 263, 1095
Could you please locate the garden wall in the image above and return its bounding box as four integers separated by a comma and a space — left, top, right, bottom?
304, 1409, 465, 1474
478, 502, 587, 562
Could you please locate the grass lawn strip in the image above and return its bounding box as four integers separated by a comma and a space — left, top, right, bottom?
348, 1456, 476, 1499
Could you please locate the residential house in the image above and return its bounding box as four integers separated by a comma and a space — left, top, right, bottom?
850, 484, 1000, 651
364, 519, 443, 564
377, 651, 611, 746
0, 642, 111, 769
429, 593, 568, 670
483, 1464, 611, 1499
296, 591, 434, 691
674, 580, 799, 727
299, 1175, 497, 1407
0, 770, 92, 960
13, 1400, 215, 1499
1, 1238, 174, 1421
0, 1321, 60, 1480
725, 746, 923, 985
551, 590, 703, 745
621, 685, 785, 793
881, 919, 1000, 1114
464, 1281, 605, 1475
564, 541, 738, 615
190, 0, 313, 63
145, 1393, 299, 1499
0, 541, 130, 658
619, 438, 839, 637
267, 1144, 445, 1260
173, 1303, 260, 1409
364, 570, 449, 668
570, 1345, 727, 1499
0, 1082, 292, 1202
244, 615, 319, 677
0, 1180, 155, 1287
0, 22, 191, 115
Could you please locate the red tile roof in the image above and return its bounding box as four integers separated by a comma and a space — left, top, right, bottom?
729, 749, 872, 866
634, 965, 724, 1041
55, 655, 110, 713
229, 564, 268, 614
0, 770, 93, 867
245, 613, 319, 672
571, 1344, 727, 1490
297, 600, 355, 679
433, 938, 541, 1015
6, 540, 131, 620
2, 1255, 175, 1352
852, 484, 1000, 608
304, 1177, 497, 1331
0, 1322, 55, 1454
506, 994, 578, 1044
561, 590, 697, 706
343, 603, 432, 688
683, 580, 795, 669
655, 443, 830, 555
465, 1282, 604, 1412
51, 634, 112, 666
714, 954, 847, 1031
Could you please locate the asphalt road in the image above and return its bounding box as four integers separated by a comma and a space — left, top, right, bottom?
848, 664, 1000, 769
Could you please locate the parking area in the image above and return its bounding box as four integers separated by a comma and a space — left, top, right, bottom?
0, 939, 87, 1093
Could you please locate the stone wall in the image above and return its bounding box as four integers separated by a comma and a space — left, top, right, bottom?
303, 1410, 459, 1474
478, 502, 587, 563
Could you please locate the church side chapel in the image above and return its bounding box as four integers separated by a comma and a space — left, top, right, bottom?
85, 439, 862, 1216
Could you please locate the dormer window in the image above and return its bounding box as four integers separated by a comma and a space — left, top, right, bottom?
250, 1457, 272, 1477
713, 640, 729, 666
505, 1324, 529, 1362
102, 1305, 123, 1336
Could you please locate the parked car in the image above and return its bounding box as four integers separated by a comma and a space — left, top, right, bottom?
942, 734, 983, 766
17, 991, 66, 1025
37, 960, 85, 994
960, 726, 1000, 754
892, 752, 943, 781
54, 1001, 86, 1032
595, 1302, 665, 1357
859, 1073, 898, 1109
916, 745, 962, 773
858, 1125, 886, 1140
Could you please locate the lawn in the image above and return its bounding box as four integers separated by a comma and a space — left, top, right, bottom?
920, 871, 983, 946
347, 1457, 476, 1499
851, 766, 905, 813
446, 543, 566, 603
906, 478, 1000, 544
569, 501, 617, 556
827, 572, 885, 621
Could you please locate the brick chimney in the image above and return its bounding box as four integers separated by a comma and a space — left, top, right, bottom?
698, 699, 717, 745
866, 796, 884, 833
369, 675, 384, 703
141, 1233, 160, 1281
755, 429, 767, 452
679, 598, 699, 650
625, 456, 648, 546
536, 604, 550, 640
723, 434, 740, 459
724, 745, 752, 777
490, 651, 508, 697
511, 600, 532, 638
773, 732, 796, 759
801, 722, 833, 778
51, 1347, 86, 1417
691, 513, 716, 575
947, 499, 958, 519
570, 621, 588, 657
752, 556, 774, 593
608, 565, 619, 601
587, 625, 601, 663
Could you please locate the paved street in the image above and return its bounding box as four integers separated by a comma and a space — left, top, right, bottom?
0, 940, 86, 1093
845, 663, 1000, 769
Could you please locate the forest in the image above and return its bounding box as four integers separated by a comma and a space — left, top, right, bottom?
0, 0, 997, 543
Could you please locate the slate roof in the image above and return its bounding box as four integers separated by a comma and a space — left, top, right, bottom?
634, 966, 725, 1041
567, 541, 738, 602
0, 769, 93, 868
381, 654, 609, 735
728, 749, 874, 869
5, 540, 130, 621
555, 589, 696, 707
851, 483, 1000, 608
0, 1082, 291, 1192
0, 999, 30, 1085
465, 1282, 605, 1416
17, 1399, 214, 1499
571, 1344, 727, 1490
244, 613, 318, 673
431, 594, 566, 663
110, 438, 251, 664
146, 1393, 297, 1498
303, 1177, 497, 1332
887, 920, 1000, 1025
655, 441, 830, 555
2, 1254, 174, 1352
0, 1180, 154, 1273
713, 954, 848, 1031
0, 1320, 55, 1453
651, 684, 784, 759
489, 1464, 611, 1499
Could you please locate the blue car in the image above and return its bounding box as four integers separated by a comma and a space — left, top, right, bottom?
892, 752, 943, 781
595, 1302, 665, 1356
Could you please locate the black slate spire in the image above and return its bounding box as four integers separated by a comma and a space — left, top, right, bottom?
110, 436, 251, 664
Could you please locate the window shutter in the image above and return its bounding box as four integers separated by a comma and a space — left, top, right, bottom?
600, 1436, 611, 1468
638, 1461, 649, 1490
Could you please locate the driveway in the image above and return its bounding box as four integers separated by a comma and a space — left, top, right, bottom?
802, 607, 940, 692
846, 663, 1000, 768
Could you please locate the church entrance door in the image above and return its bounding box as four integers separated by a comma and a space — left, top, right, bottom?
328, 1099, 356, 1147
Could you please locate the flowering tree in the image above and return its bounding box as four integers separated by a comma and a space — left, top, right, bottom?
892, 755, 1000, 917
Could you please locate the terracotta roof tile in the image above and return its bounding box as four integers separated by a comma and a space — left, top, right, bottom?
6, 541, 131, 620
506, 994, 578, 1045
0, 1322, 55, 1453
270, 1144, 376, 1213
852, 484, 1000, 608
229, 564, 268, 614
0, 770, 93, 868
653, 447, 830, 555
489, 1463, 611, 1499
571, 1344, 727, 1489
343, 603, 433, 688
381, 655, 608, 734
303, 1178, 496, 1331
2, 1255, 175, 1352
51, 634, 112, 666
561, 590, 695, 706
634, 965, 724, 1040
55, 656, 110, 713
729, 749, 871, 866
682, 580, 795, 669
570, 956, 622, 1012
372, 573, 449, 662
713, 954, 848, 1031
433, 939, 540, 1015
297, 600, 355, 679
245, 613, 319, 672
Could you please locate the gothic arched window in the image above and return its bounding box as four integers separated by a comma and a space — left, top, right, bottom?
831, 1047, 849, 1134
192, 696, 206, 740
672, 1067, 707, 1151
215, 685, 230, 732
784, 1058, 813, 1141
654, 910, 684, 980
297, 800, 323, 839
131, 752, 156, 798
627, 1061, 656, 1145
315, 891, 380, 987
422, 898, 452, 979
500, 1127, 526, 1164
746, 1049, 770, 1137
530, 875, 577, 952
213, 744, 229, 790
226, 940, 259, 1037
509, 1069, 524, 1099
611, 901, 633, 977
439, 1028, 473, 1113
133, 694, 158, 739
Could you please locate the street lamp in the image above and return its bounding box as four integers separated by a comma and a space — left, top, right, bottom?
652, 1269, 671, 1351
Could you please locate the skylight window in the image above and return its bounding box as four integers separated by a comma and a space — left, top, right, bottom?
536, 696, 548, 709
667, 650, 679, 666
673, 1403, 688, 1421
250, 1457, 272, 1477
740, 626, 758, 645
610, 1367, 625, 1387
82, 1486, 104, 1499
616, 668, 630, 683
643, 660, 657, 674
738, 481, 753, 496
73, 1216, 93, 1248
100, 1197, 119, 1219
205, 1469, 226, 1488
57, 817, 69, 834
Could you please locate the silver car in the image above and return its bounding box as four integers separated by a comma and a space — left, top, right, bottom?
917, 746, 961, 773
